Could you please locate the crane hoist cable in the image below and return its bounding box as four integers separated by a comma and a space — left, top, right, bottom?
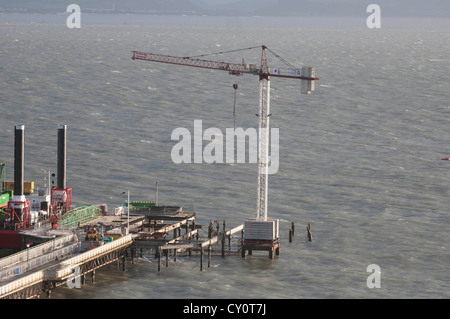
264, 47, 299, 70
184, 46, 262, 60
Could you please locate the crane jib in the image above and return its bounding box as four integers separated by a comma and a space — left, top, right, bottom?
132, 45, 318, 223
131, 51, 318, 81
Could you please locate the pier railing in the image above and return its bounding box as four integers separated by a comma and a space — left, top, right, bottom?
0, 269, 45, 298
0, 235, 132, 298
0, 234, 78, 270
50, 234, 133, 280
59, 206, 102, 230
0, 242, 81, 282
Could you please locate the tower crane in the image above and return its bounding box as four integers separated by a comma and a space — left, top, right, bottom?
132, 45, 318, 240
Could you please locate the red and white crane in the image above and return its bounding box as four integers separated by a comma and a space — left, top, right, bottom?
132, 45, 318, 229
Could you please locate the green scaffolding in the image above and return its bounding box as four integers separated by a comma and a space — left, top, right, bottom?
59, 206, 102, 230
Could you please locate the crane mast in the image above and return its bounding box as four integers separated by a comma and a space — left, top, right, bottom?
257, 47, 270, 221
132, 45, 318, 225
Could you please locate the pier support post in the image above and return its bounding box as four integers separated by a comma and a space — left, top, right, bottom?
307, 223, 312, 242
200, 247, 204, 271
241, 229, 245, 258
195, 220, 199, 240
221, 220, 226, 258
208, 221, 213, 238
91, 270, 95, 283
157, 247, 161, 272
165, 250, 169, 267
208, 245, 211, 268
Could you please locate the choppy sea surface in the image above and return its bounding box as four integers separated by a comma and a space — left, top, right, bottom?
1, 13, 450, 299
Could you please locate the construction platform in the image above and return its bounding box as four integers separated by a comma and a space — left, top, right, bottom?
0, 204, 267, 299
242, 239, 281, 259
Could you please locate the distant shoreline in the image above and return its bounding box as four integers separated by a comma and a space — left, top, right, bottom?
1, 12, 449, 30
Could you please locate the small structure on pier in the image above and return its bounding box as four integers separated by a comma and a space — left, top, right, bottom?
242, 219, 280, 259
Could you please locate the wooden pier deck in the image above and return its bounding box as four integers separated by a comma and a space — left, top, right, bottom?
0, 204, 296, 299
0, 205, 252, 299
0, 234, 133, 299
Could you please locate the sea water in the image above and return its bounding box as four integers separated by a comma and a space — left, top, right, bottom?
0, 13, 449, 299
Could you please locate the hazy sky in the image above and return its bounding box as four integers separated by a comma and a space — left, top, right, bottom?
0, 0, 449, 18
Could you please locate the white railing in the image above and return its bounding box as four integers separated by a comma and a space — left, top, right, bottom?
0, 242, 81, 282
53, 234, 132, 279
0, 235, 132, 298
0, 234, 78, 270
0, 270, 45, 298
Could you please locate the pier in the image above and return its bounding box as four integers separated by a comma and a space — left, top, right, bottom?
0, 204, 264, 299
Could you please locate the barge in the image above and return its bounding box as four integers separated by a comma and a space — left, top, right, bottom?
0, 125, 71, 249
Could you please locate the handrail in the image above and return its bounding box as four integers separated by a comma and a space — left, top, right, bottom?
53, 234, 133, 279
59, 206, 102, 230
0, 234, 77, 270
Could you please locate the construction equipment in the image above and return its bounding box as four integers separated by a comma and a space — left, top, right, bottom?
51, 125, 72, 215
85, 224, 101, 241
0, 163, 12, 209
132, 45, 318, 238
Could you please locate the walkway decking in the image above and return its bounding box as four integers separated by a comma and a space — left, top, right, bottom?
0, 205, 253, 299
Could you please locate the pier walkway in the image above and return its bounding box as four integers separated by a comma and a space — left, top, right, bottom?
0, 234, 133, 299
0, 204, 249, 299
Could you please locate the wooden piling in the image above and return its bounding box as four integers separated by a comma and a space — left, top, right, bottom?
157, 247, 161, 272
241, 229, 245, 258
222, 220, 226, 257
200, 248, 204, 271
208, 245, 211, 268
165, 250, 169, 267
307, 223, 313, 242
